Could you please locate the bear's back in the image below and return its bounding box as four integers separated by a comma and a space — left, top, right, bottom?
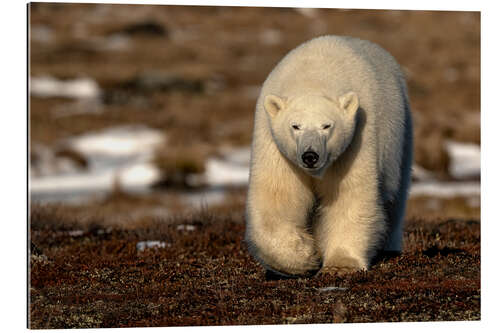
261, 35, 406, 113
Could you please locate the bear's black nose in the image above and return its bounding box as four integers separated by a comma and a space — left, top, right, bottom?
302, 151, 319, 168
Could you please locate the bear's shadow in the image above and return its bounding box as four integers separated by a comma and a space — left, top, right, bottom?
264, 268, 320, 281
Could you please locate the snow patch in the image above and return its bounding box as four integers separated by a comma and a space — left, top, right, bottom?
118, 163, 160, 187
67, 230, 85, 237
176, 224, 196, 232
410, 181, 480, 198
30, 143, 86, 177
30, 125, 165, 203
69, 126, 164, 157
412, 164, 436, 181
204, 147, 250, 187
30, 76, 101, 100
318, 286, 348, 292
136, 241, 168, 252
445, 140, 480, 180
180, 190, 227, 208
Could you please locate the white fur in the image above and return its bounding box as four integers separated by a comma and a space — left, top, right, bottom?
245, 35, 413, 276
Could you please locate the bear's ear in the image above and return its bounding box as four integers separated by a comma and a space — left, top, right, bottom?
264, 94, 285, 117
339, 91, 359, 115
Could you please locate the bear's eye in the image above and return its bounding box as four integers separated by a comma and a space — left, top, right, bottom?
322, 124, 332, 130
292, 124, 301, 130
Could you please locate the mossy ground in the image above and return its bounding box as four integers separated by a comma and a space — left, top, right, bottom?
29, 203, 479, 328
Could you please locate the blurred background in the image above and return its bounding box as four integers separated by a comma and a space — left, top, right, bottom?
29, 3, 480, 225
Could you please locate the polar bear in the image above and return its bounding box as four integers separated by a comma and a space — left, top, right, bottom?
245, 35, 413, 277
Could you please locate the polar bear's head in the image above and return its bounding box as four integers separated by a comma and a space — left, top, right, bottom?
264, 92, 359, 178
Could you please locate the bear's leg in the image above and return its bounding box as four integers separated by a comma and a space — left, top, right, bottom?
315, 182, 385, 274
245, 172, 320, 276
383, 196, 407, 252
383, 114, 412, 253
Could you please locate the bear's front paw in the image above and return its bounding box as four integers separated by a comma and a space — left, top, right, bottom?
266, 231, 321, 277
320, 249, 367, 276
320, 266, 360, 276
293, 240, 322, 274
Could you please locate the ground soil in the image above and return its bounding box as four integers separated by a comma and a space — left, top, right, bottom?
29, 203, 480, 328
